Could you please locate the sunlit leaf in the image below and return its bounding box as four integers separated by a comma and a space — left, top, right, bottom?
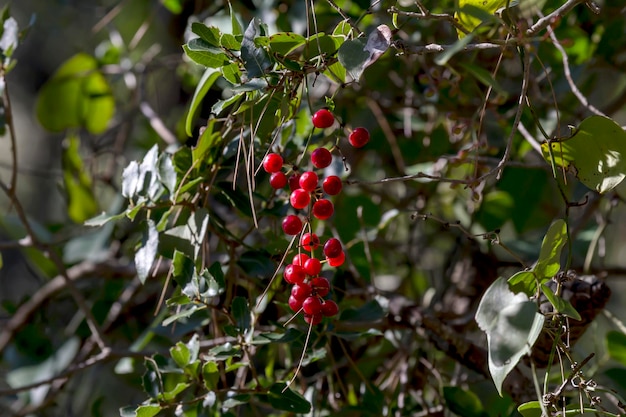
36, 53, 114, 133
540, 283, 581, 321
185, 68, 221, 137
541, 116, 626, 194
476, 277, 544, 395
534, 219, 567, 281
135, 219, 158, 284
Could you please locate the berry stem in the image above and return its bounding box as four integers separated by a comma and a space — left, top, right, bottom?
283, 317, 314, 392
255, 233, 299, 310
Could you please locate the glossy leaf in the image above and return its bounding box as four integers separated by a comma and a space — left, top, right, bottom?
241, 19, 272, 79
183, 39, 229, 68
36, 53, 114, 133
185, 68, 221, 136
135, 219, 158, 284
267, 32, 306, 56
517, 401, 542, 417
232, 296, 251, 334
534, 219, 567, 281
337, 38, 369, 81
541, 116, 626, 194
540, 283, 581, 321
476, 277, 545, 395
268, 383, 311, 414
508, 270, 537, 296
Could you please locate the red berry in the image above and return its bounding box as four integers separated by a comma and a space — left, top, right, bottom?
327, 251, 345, 267
311, 148, 333, 169
291, 282, 312, 300
263, 153, 283, 173
289, 295, 303, 312
302, 296, 323, 315
300, 233, 320, 251
312, 109, 335, 129
304, 258, 322, 276
348, 127, 370, 148
322, 175, 342, 195
299, 171, 318, 192
321, 300, 339, 317
270, 172, 287, 189
312, 199, 334, 220
290, 189, 311, 210
288, 173, 301, 191
282, 215, 303, 235
323, 238, 342, 258
292, 253, 310, 266
304, 313, 323, 325
310, 276, 330, 297
284, 263, 306, 284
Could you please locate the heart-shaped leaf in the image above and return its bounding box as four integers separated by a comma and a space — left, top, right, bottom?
542, 116, 626, 194
476, 277, 545, 395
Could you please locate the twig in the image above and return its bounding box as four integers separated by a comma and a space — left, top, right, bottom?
545, 21, 607, 117
324, 0, 362, 35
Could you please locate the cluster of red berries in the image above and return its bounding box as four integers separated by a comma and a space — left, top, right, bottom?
261, 108, 368, 325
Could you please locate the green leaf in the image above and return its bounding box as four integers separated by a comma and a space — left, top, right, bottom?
136, 404, 161, 417
220, 63, 241, 85
339, 300, 384, 323
534, 219, 567, 281
232, 296, 251, 334
607, 331, 626, 366
303, 33, 341, 60
337, 38, 369, 81
540, 284, 582, 321
36, 53, 114, 133
435, 33, 474, 65
443, 386, 488, 417
191, 23, 221, 47
475, 277, 545, 395
84, 211, 127, 226
267, 32, 306, 56
157, 382, 189, 402
241, 19, 272, 78
135, 219, 158, 284
185, 68, 221, 137
267, 383, 311, 414
541, 116, 626, 194
517, 401, 542, 417
170, 342, 191, 368
160, 0, 182, 14
62, 134, 98, 223
508, 270, 537, 296
459, 62, 506, 96
192, 119, 222, 166
455, 1, 506, 38
202, 361, 219, 390
476, 190, 514, 231
183, 39, 229, 68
